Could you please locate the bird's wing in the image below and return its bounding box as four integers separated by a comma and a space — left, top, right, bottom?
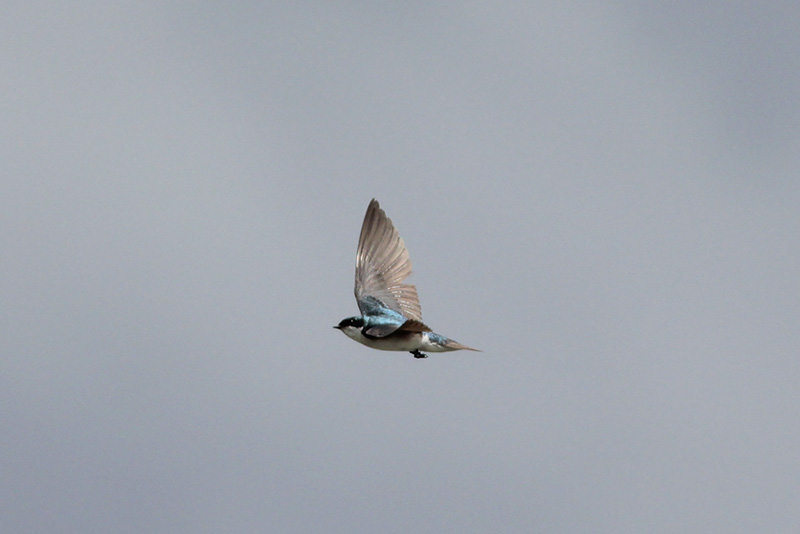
354, 199, 423, 322
363, 317, 432, 338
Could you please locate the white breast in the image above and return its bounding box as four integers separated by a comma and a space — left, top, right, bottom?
340, 326, 424, 352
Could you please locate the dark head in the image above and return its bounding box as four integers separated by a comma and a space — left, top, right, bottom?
333, 316, 364, 330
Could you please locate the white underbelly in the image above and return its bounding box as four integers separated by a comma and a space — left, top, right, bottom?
346, 330, 451, 352
352, 331, 422, 351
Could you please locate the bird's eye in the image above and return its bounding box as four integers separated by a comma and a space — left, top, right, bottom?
338, 318, 362, 329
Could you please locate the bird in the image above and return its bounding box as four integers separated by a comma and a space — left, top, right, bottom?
334, 198, 479, 359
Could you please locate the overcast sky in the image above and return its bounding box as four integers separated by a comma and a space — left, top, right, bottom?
3, 3, 799, 533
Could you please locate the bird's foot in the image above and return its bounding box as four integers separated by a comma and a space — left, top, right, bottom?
411, 350, 428, 359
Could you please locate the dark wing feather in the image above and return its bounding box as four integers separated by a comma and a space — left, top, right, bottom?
397, 319, 432, 333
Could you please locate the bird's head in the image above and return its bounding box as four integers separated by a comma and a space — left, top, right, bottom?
334, 316, 364, 339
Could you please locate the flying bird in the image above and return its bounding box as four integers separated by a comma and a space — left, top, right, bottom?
335, 199, 479, 359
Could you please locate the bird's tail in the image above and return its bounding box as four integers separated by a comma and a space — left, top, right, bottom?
444, 339, 481, 352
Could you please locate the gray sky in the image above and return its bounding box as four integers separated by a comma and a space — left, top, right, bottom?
3, 3, 799, 533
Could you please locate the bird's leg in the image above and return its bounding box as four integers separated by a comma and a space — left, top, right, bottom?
411, 350, 428, 359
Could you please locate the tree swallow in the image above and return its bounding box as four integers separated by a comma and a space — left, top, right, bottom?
335, 199, 480, 359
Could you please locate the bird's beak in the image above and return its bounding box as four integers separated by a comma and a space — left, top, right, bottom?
333, 325, 341, 329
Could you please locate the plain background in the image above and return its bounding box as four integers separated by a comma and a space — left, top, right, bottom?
3, 3, 799, 533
